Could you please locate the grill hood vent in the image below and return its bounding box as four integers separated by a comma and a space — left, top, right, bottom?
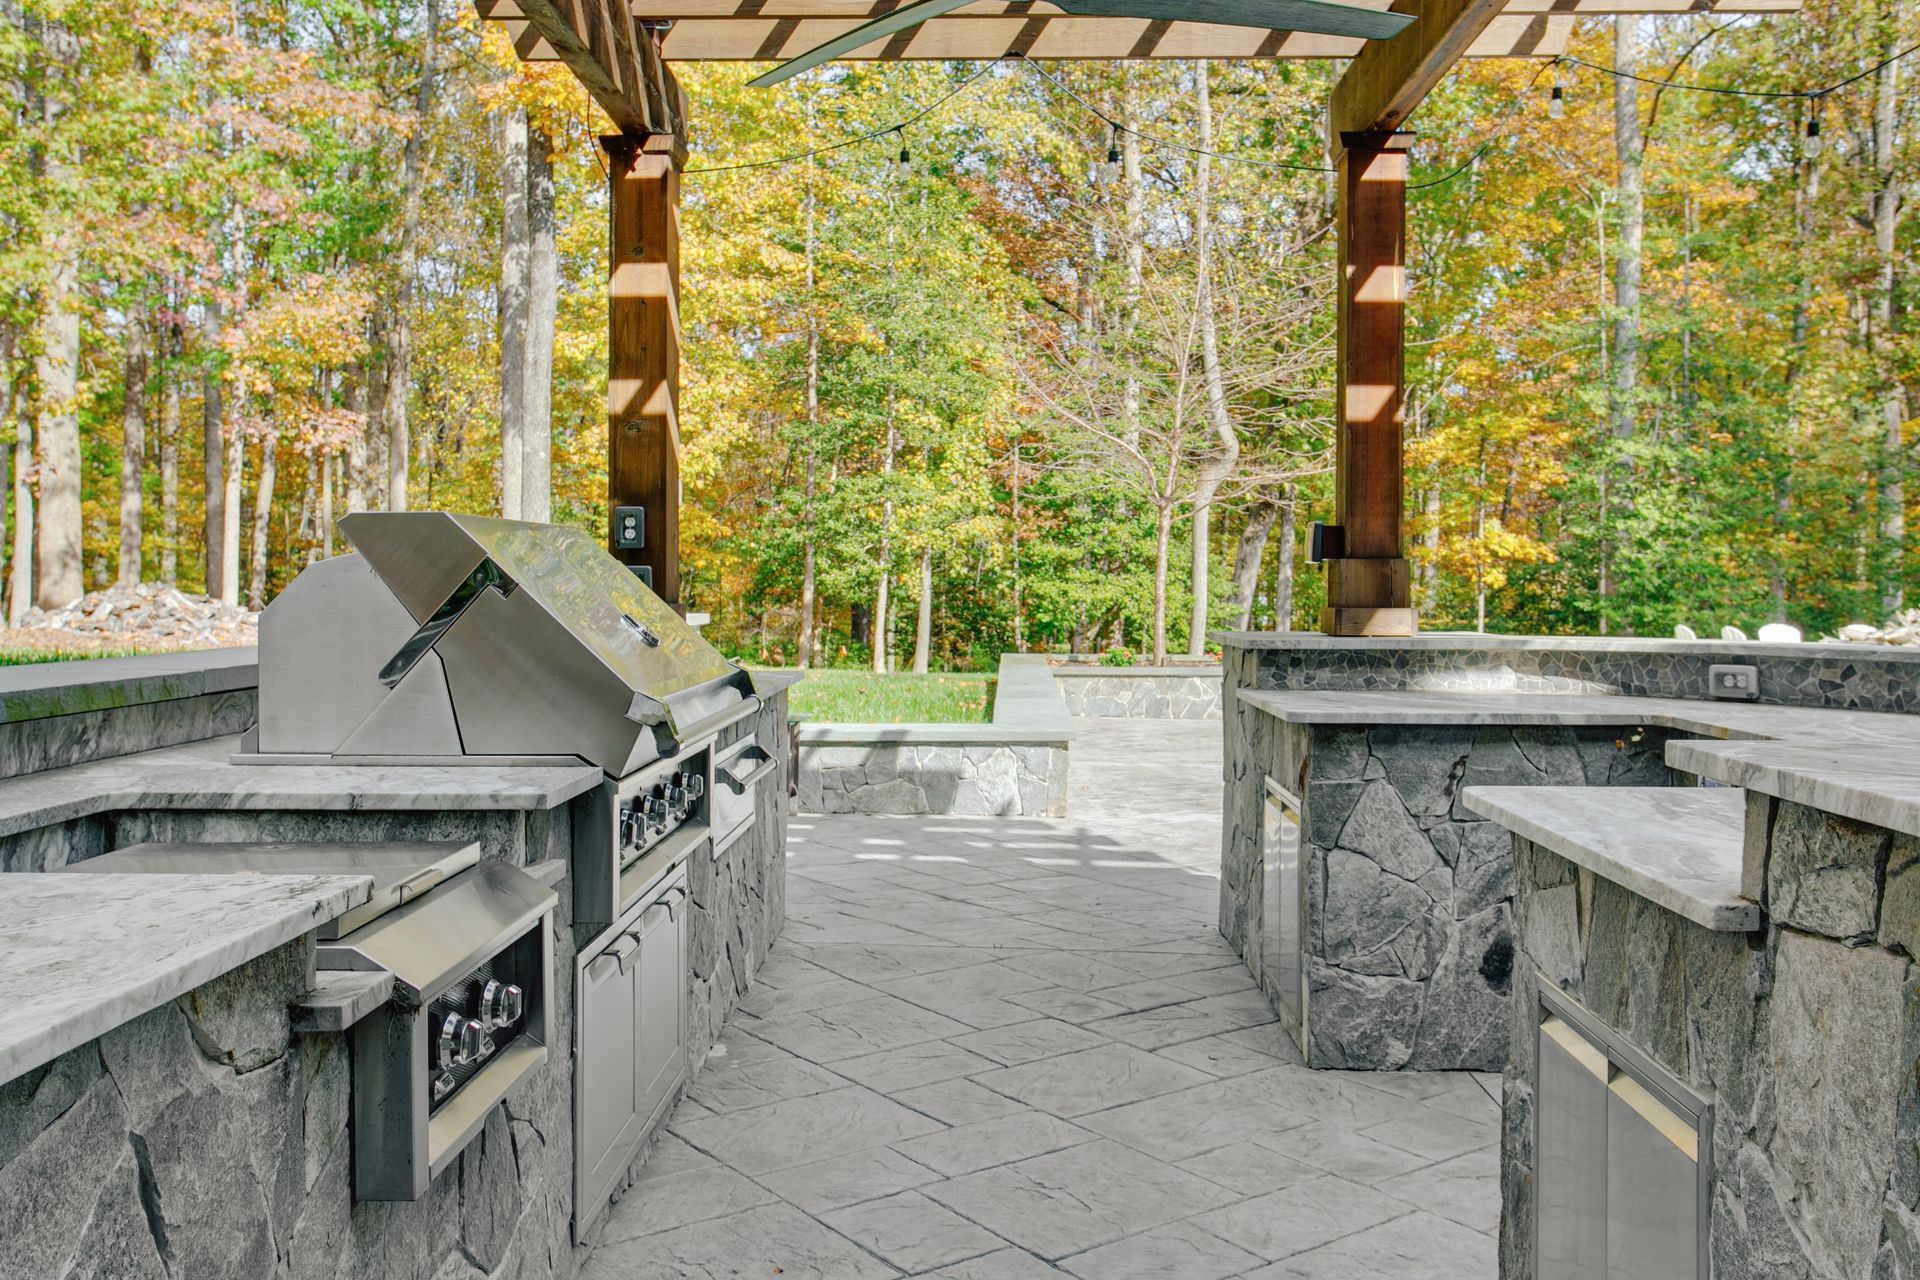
252, 513, 757, 775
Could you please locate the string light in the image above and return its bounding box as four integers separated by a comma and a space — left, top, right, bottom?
895, 127, 911, 173
1803, 99, 1823, 159
1548, 77, 1565, 120
1095, 125, 1123, 185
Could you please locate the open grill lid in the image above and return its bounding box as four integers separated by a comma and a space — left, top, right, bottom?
254, 514, 756, 775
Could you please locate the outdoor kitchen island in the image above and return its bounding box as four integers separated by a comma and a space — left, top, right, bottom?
1216, 631, 1920, 1074
0, 519, 798, 1280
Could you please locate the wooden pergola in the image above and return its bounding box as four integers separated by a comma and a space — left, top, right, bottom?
476, 0, 1796, 635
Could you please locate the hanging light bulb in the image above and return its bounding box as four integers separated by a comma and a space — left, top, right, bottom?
1803, 102, 1823, 159
893, 127, 911, 174
1097, 125, 1123, 186
1548, 83, 1565, 119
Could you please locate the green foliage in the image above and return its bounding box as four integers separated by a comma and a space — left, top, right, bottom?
777, 669, 995, 723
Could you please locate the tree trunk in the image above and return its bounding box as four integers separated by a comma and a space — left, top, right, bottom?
321, 452, 335, 558
118, 309, 150, 585
203, 305, 226, 598
34, 255, 81, 609
159, 342, 180, 585
1187, 61, 1239, 656
1872, 7, 1907, 615
873, 405, 896, 673
385, 0, 441, 514
248, 430, 276, 609
345, 370, 368, 514
912, 547, 933, 674
1121, 69, 1144, 445
1611, 16, 1643, 444
497, 108, 529, 519
9, 413, 30, 624
1274, 494, 1297, 630
1151, 503, 1172, 666
1230, 497, 1280, 630
522, 128, 556, 522
220, 412, 243, 607
798, 135, 820, 669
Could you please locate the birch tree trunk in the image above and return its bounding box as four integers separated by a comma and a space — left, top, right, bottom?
1274, 494, 1297, 630
385, 0, 441, 514
497, 108, 529, 519
203, 305, 226, 597
1187, 61, 1240, 656
9, 413, 29, 624
220, 413, 243, 606
345, 370, 368, 514
160, 339, 180, 585
912, 548, 933, 674
873, 415, 895, 674
1151, 503, 1172, 666
523, 128, 556, 522
1121, 70, 1144, 444
118, 309, 150, 585
1871, 6, 1907, 615
248, 430, 276, 609
798, 129, 820, 669
34, 254, 82, 608
1611, 16, 1643, 445
1230, 497, 1279, 630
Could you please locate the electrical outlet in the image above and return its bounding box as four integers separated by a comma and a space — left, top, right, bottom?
1709, 664, 1759, 701
612, 505, 645, 550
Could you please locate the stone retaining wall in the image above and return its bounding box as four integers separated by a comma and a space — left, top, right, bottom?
1502, 800, 1920, 1279
1223, 699, 1675, 1072
1054, 668, 1222, 719
1, 650, 259, 777
795, 654, 1072, 816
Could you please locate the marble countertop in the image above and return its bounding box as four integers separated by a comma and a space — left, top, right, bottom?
0, 648, 259, 725
1239, 688, 1920, 840
1461, 786, 1756, 932
1236, 688, 1920, 745
1213, 629, 1920, 665
0, 870, 373, 1085
0, 735, 605, 839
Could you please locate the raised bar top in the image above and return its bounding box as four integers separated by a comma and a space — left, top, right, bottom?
0, 734, 605, 839
1215, 629, 1920, 665
1236, 688, 1920, 746
0, 648, 259, 724
1461, 785, 1755, 931
0, 870, 373, 1085
1667, 737, 1920, 841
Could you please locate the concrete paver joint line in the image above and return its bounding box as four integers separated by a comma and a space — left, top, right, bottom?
582, 719, 1496, 1280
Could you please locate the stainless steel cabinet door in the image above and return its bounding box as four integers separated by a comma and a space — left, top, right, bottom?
1261, 785, 1304, 1046
577, 946, 641, 1193
634, 888, 688, 1128
1538, 1016, 1609, 1280
1606, 1076, 1699, 1280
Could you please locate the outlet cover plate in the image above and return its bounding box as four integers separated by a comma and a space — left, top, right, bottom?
1709, 664, 1760, 701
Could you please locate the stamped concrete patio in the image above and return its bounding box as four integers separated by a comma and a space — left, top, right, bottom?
583, 720, 1499, 1278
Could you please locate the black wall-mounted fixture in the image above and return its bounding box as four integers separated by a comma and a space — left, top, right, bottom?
1308, 522, 1346, 565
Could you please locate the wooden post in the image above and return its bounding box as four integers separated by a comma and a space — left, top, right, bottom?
1321, 129, 1416, 637
604, 132, 681, 608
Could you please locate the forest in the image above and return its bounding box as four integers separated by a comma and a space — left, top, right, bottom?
0, 0, 1913, 668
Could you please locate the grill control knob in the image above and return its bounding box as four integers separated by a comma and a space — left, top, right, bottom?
437, 1013, 466, 1071
481, 980, 526, 1029
686, 775, 705, 801
457, 1018, 485, 1065
642, 795, 668, 828
667, 784, 688, 813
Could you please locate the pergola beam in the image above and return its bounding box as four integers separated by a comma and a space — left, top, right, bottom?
1330, 0, 1506, 136
505, 0, 684, 137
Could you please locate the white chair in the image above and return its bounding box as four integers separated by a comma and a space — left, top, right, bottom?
1720, 625, 1748, 642
1756, 622, 1803, 644
1673, 624, 1697, 640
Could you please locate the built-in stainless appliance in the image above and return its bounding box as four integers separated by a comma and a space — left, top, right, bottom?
574, 865, 687, 1237
244, 514, 780, 1233
1534, 982, 1709, 1280
1260, 780, 1305, 1055
62, 841, 556, 1202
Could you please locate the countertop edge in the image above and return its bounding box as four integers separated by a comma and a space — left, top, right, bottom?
1462, 786, 1757, 932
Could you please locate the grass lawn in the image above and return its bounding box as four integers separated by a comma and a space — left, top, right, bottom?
0, 642, 142, 666
774, 669, 996, 724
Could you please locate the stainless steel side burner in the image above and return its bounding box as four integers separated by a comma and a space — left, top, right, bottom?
64, 841, 556, 1202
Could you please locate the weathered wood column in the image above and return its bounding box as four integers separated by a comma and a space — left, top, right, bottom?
1322, 130, 1416, 637
604, 133, 682, 607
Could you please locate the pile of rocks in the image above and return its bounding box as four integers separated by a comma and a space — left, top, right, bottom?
1830, 609, 1920, 646
5, 582, 258, 652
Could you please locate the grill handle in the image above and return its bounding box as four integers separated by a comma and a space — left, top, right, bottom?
664, 695, 762, 749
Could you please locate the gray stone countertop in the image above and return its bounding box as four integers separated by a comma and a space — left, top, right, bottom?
0, 734, 605, 839
1461, 786, 1756, 932
1214, 629, 1920, 666
1236, 688, 1920, 744
1667, 738, 1920, 841
1239, 689, 1920, 839
0, 648, 259, 724
0, 870, 373, 1085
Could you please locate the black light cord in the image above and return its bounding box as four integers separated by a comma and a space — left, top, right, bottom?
1559, 38, 1920, 103
682, 57, 1002, 175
